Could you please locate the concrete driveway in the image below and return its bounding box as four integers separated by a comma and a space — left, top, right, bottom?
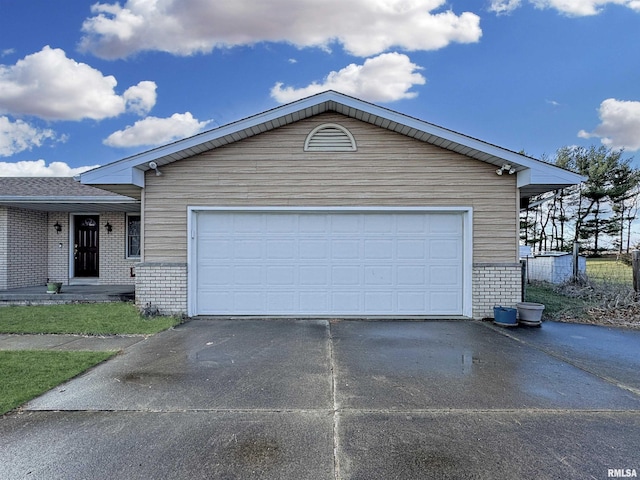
2, 319, 639, 479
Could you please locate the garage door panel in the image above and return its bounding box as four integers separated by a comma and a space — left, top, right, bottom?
364, 240, 393, 259
397, 266, 426, 285
365, 292, 393, 312
299, 266, 328, 286
299, 240, 328, 259
331, 216, 360, 233
234, 240, 263, 259
332, 265, 360, 286
234, 266, 262, 285
332, 240, 360, 259
332, 291, 361, 312
266, 240, 296, 259
194, 211, 465, 315
364, 266, 393, 285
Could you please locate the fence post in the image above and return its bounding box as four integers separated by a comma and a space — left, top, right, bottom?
632, 250, 640, 297
572, 241, 580, 283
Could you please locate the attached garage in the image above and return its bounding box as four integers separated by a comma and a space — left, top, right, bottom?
80, 91, 584, 318
189, 208, 472, 317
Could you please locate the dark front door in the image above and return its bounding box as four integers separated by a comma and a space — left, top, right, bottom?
74, 215, 99, 277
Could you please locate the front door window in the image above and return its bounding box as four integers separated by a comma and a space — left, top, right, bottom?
74, 215, 99, 277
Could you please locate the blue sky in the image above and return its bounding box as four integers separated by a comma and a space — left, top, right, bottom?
1, 0, 639, 176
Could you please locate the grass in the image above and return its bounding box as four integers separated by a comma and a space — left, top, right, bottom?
525, 282, 595, 320
586, 257, 633, 285
0, 302, 182, 335
0, 350, 115, 415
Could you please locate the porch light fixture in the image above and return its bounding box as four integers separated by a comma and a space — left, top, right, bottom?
148, 161, 163, 176
54, 221, 62, 233
496, 163, 516, 175
105, 222, 113, 233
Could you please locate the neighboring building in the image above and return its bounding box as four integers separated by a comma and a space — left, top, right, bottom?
521, 251, 587, 284
3, 91, 584, 318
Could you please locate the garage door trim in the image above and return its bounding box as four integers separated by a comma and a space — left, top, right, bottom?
187, 206, 473, 317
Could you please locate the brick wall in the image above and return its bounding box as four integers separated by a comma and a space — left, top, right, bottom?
6, 207, 48, 288
472, 263, 522, 319
98, 212, 137, 285
0, 208, 7, 289
48, 212, 69, 284
135, 262, 187, 315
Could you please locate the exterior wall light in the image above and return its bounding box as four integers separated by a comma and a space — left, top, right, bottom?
105, 222, 113, 233
496, 163, 516, 175
148, 161, 163, 176
54, 221, 62, 233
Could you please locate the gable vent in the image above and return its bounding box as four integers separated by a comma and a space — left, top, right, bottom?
304, 123, 357, 152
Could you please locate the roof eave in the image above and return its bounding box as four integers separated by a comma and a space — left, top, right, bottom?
79, 91, 585, 195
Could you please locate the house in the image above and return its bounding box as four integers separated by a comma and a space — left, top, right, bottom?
2, 91, 584, 318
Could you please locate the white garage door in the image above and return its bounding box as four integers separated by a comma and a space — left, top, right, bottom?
191, 210, 466, 316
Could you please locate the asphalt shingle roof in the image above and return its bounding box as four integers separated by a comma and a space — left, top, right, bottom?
0, 177, 124, 198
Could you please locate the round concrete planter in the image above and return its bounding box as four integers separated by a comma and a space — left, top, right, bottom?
46, 282, 62, 294
516, 302, 545, 326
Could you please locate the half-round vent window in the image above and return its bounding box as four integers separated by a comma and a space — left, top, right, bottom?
304, 123, 357, 152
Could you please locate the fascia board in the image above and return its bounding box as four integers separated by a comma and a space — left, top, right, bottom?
81, 163, 145, 187
517, 164, 586, 189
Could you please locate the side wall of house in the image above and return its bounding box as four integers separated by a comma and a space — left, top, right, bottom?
137, 113, 520, 317
98, 212, 137, 285
6, 207, 48, 288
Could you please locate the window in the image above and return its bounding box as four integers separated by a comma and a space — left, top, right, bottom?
127, 214, 141, 258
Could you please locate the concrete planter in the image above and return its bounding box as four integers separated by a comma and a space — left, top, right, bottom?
46, 282, 62, 294
516, 302, 545, 326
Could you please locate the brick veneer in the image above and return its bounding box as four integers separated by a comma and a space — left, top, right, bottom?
472, 263, 522, 319
98, 212, 138, 285
135, 262, 187, 315
5, 207, 48, 288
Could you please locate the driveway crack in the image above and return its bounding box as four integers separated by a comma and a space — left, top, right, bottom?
327, 319, 341, 480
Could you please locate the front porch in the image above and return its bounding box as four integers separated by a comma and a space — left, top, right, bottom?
0, 284, 135, 306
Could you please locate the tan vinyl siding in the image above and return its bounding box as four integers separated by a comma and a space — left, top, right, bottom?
143, 113, 518, 263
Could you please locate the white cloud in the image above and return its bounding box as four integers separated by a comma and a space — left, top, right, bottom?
578, 98, 640, 151
0, 46, 157, 121
271, 53, 426, 103
80, 0, 482, 59
104, 112, 212, 147
0, 159, 99, 177
491, 0, 640, 15
123, 80, 157, 115
0, 116, 61, 157
489, 0, 523, 14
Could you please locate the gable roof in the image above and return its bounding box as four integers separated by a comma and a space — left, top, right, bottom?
80, 90, 584, 200
0, 177, 139, 212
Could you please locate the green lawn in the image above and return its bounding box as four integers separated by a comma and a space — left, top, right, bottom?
0, 350, 115, 415
0, 302, 183, 415
0, 302, 182, 335
586, 257, 633, 285
525, 283, 595, 320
